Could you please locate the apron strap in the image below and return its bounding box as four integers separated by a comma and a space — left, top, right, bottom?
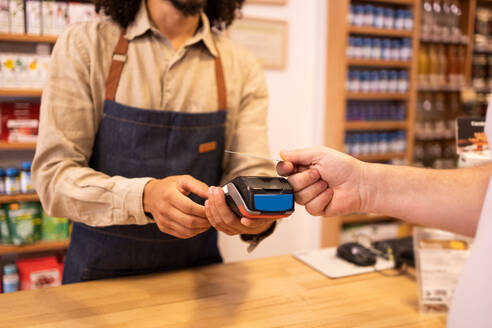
214, 45, 227, 111
105, 30, 227, 111
105, 30, 129, 102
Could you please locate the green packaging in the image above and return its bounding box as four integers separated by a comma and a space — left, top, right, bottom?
5, 202, 42, 245
41, 211, 69, 241
0, 208, 11, 244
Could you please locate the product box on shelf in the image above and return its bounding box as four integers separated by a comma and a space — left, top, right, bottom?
26, 0, 42, 35
3, 202, 42, 246
0, 0, 9, 33
68, 2, 97, 24
42, 0, 56, 35
9, 0, 24, 34
0, 54, 51, 89
41, 211, 69, 241
16, 256, 62, 290
0, 102, 40, 143
0, 207, 11, 244
54, 1, 68, 34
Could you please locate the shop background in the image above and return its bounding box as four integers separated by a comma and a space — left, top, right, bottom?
218, 0, 328, 262
0, 0, 329, 263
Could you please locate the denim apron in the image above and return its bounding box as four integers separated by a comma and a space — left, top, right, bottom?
63, 30, 226, 283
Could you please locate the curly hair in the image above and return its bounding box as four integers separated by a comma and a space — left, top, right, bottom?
94, 0, 245, 29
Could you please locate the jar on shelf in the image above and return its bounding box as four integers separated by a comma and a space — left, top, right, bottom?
20, 161, 35, 194
0, 168, 5, 195
5, 167, 20, 196
3, 264, 19, 294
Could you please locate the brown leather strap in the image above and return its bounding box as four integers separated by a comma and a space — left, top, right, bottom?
214, 43, 227, 111
105, 30, 227, 110
105, 30, 129, 101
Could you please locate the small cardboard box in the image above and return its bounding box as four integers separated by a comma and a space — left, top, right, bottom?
26, 0, 42, 35
9, 0, 24, 34
0, 0, 9, 33
4, 202, 42, 246
0, 208, 11, 244
41, 211, 69, 241
17, 257, 61, 290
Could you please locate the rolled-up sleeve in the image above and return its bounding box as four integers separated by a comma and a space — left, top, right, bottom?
32, 24, 151, 227
221, 53, 276, 184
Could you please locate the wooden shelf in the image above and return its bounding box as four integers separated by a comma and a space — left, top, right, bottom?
346, 93, 409, 100
0, 89, 43, 97
0, 194, 39, 204
347, 59, 411, 68
0, 141, 36, 150
348, 26, 413, 38
345, 121, 407, 130
0, 240, 69, 256
354, 153, 406, 161
342, 213, 395, 224
417, 85, 462, 92
0, 33, 57, 43
365, 0, 415, 5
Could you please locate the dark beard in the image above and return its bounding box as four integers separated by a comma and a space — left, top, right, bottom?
169, 0, 207, 16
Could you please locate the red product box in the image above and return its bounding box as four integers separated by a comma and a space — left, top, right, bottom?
0, 102, 40, 143
16, 256, 61, 291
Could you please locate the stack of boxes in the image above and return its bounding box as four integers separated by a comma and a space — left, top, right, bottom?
0, 0, 96, 35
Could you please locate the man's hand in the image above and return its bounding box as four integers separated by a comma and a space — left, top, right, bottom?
276, 147, 367, 217
143, 175, 211, 239
204, 186, 275, 236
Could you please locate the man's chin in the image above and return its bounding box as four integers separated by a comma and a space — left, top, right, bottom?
169, 0, 207, 16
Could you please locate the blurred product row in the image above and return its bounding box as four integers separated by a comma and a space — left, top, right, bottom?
418, 44, 466, 89
348, 4, 413, 31
2, 256, 64, 293
347, 37, 412, 61
344, 130, 407, 156
0, 202, 70, 246
420, 0, 467, 43
0, 161, 34, 195
346, 69, 409, 93
346, 101, 406, 122
0, 0, 96, 35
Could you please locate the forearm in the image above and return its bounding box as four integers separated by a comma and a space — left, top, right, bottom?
33, 150, 151, 226
362, 163, 492, 236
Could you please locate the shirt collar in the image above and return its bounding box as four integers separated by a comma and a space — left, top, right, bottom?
125, 2, 218, 57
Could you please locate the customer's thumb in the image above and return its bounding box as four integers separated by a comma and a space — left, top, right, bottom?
280, 149, 316, 166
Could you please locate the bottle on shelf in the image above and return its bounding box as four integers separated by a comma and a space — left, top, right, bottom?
2, 264, 19, 294
437, 44, 448, 87
418, 44, 430, 87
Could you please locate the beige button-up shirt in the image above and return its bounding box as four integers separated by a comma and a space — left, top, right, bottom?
32, 3, 274, 227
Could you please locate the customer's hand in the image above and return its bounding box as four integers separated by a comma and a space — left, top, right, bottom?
143, 175, 211, 239
205, 186, 275, 236
276, 147, 366, 216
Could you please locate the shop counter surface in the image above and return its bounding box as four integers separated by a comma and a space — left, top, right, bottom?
0, 255, 446, 327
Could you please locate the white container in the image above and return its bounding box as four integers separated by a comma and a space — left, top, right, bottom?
26, 0, 42, 35
0, 0, 9, 33
9, 0, 24, 34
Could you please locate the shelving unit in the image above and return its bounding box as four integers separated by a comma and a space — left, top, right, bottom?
0, 141, 37, 150
0, 240, 69, 256
346, 121, 408, 130
346, 92, 410, 100
414, 0, 477, 169
347, 58, 412, 67
0, 89, 43, 97
0, 33, 57, 44
349, 26, 414, 37
323, 0, 420, 247
0, 194, 39, 204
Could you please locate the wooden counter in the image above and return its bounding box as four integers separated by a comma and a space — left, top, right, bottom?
0, 255, 446, 327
